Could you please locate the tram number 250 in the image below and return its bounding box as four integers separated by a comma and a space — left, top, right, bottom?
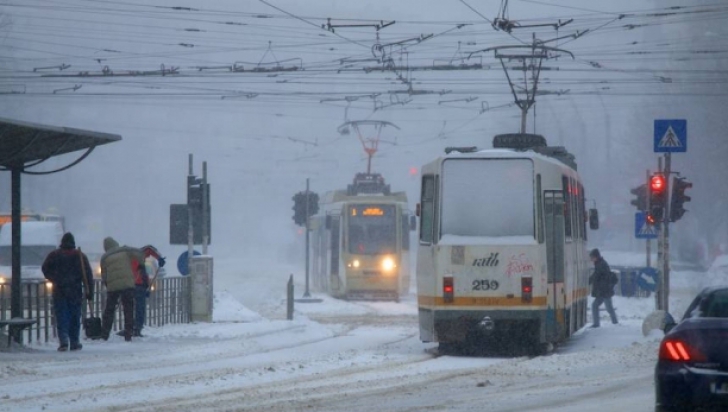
472, 279, 499, 291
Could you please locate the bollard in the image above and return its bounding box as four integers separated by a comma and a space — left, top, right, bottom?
287, 274, 294, 320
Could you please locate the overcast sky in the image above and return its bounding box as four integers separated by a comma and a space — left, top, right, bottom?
1, 0, 726, 264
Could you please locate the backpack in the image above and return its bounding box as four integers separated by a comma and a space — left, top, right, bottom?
609, 271, 619, 286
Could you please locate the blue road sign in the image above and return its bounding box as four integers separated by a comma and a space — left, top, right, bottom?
636, 267, 659, 292
177, 250, 201, 276
654, 119, 687, 153
635, 212, 659, 239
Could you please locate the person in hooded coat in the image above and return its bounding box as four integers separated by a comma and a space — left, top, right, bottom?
100, 237, 143, 341
588, 248, 619, 328
42, 232, 94, 352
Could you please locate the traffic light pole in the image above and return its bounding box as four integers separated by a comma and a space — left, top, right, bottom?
662, 153, 672, 314
646, 169, 652, 270
656, 158, 663, 311
187, 154, 194, 276
202, 161, 209, 255
304, 178, 311, 298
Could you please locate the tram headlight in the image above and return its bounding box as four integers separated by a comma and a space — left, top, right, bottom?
381, 257, 396, 273
348, 260, 361, 269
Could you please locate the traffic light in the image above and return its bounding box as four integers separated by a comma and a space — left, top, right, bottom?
630, 184, 648, 211
292, 191, 319, 227
645, 213, 656, 226
306, 192, 320, 217
292, 192, 307, 226
649, 174, 667, 222
670, 177, 692, 222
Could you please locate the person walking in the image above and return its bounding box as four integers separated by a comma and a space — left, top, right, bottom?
42, 232, 94, 351
589, 248, 619, 328
100, 237, 144, 341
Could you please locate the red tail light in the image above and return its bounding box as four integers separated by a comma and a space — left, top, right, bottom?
659, 340, 705, 362
521, 277, 533, 303
443, 276, 454, 303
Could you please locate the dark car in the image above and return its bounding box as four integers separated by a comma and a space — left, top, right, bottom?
655, 287, 728, 412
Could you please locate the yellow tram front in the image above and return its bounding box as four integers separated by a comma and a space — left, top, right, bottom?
342, 202, 406, 300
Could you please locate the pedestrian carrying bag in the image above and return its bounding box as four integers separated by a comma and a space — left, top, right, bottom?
79, 248, 103, 340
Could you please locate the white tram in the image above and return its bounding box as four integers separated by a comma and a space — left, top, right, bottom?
416, 134, 599, 352
311, 173, 416, 301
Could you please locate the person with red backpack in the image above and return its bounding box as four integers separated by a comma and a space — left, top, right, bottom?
121, 245, 165, 338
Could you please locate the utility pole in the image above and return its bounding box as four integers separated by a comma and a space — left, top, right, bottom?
304, 178, 311, 298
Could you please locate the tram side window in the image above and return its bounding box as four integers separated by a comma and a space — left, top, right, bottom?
420, 175, 436, 243
572, 177, 580, 240
580, 184, 588, 241
562, 176, 573, 240
330, 218, 340, 276
402, 214, 410, 251
537, 174, 544, 244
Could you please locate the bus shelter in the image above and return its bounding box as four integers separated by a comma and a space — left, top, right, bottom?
0, 117, 120, 343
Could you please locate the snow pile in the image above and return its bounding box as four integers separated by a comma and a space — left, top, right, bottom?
212, 291, 264, 323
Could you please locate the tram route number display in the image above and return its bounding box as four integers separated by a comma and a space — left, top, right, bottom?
472, 279, 500, 291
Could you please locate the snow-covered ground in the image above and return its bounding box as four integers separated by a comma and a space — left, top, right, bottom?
1, 251, 725, 411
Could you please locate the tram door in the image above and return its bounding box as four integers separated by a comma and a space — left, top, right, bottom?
544, 191, 566, 342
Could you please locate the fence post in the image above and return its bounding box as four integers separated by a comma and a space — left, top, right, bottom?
287, 275, 294, 321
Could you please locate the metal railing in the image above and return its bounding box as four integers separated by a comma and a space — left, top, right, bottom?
1, 276, 191, 345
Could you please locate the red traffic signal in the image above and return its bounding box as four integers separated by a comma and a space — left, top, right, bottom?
646, 213, 656, 225
650, 174, 666, 193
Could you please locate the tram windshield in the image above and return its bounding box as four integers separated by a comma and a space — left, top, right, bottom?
347, 204, 397, 255
441, 159, 534, 238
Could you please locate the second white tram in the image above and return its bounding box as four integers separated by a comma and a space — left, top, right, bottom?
416, 134, 598, 353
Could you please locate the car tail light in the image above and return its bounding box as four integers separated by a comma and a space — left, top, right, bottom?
659, 339, 706, 362
443, 276, 454, 303
521, 277, 532, 303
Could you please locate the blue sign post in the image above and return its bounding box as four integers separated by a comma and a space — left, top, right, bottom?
636, 267, 659, 292
654, 119, 687, 153
635, 212, 659, 239
177, 250, 201, 276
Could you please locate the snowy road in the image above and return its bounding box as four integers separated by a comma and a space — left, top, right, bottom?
0, 259, 715, 412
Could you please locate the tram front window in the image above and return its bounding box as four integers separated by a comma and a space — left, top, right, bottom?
441, 159, 534, 238
348, 205, 396, 255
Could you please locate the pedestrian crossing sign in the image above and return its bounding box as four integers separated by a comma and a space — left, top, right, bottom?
654, 119, 687, 153
635, 212, 659, 239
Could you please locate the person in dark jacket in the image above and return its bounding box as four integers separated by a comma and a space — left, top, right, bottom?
100, 237, 143, 342
588, 248, 618, 328
42, 232, 94, 352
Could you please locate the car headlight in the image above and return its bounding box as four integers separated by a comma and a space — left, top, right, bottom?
0, 276, 6, 285
381, 257, 396, 272
347, 259, 361, 269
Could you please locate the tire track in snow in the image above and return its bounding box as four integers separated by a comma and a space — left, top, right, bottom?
0, 324, 347, 409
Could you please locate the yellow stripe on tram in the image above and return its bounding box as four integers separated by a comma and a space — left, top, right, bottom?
418, 296, 548, 307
